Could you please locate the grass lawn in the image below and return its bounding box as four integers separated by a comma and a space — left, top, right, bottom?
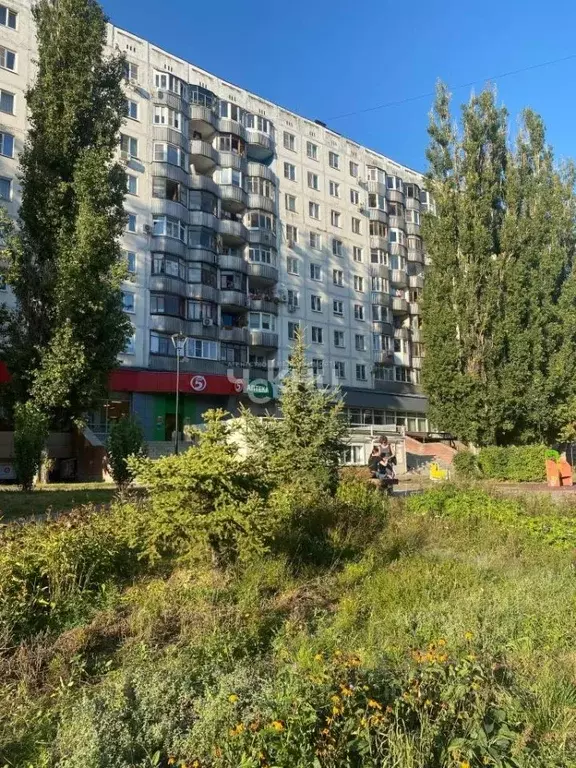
0, 482, 117, 522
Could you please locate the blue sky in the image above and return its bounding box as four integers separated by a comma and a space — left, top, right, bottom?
100, 0, 576, 172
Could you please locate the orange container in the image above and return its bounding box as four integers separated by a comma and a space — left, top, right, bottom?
546, 459, 560, 487
558, 459, 573, 487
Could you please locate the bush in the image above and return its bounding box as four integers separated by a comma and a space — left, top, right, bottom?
478, 444, 547, 482
130, 410, 275, 567
13, 402, 49, 491
452, 450, 479, 478
106, 415, 147, 488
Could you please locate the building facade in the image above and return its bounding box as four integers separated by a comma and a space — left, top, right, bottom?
0, 0, 430, 451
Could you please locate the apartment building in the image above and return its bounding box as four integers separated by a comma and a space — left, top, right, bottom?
0, 0, 430, 449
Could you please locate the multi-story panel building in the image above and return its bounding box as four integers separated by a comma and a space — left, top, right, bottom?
0, 0, 430, 447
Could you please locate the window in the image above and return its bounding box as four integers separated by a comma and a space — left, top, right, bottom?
309, 232, 321, 249
155, 72, 186, 97
0, 130, 13, 157
248, 246, 275, 265
124, 333, 136, 355
287, 256, 299, 275
369, 193, 386, 211
125, 251, 136, 274
329, 180, 340, 198
372, 304, 390, 322
283, 131, 295, 151
308, 201, 320, 220
0, 89, 14, 114
328, 151, 339, 169
0, 46, 16, 71
124, 61, 139, 81
312, 326, 323, 343
218, 134, 245, 155
127, 174, 138, 195
371, 248, 388, 265
333, 269, 343, 287
349, 161, 359, 177
284, 162, 296, 181
395, 367, 410, 383
247, 176, 275, 198
286, 224, 298, 243
406, 209, 421, 225
288, 321, 300, 340
287, 289, 300, 308
310, 263, 322, 281
120, 134, 138, 158
249, 312, 277, 332
351, 217, 361, 235
127, 100, 139, 120
154, 105, 183, 131
247, 210, 276, 232
0, 5, 17, 28
152, 215, 187, 241
331, 210, 341, 227
354, 275, 364, 292
356, 364, 367, 381
311, 294, 322, 312
333, 299, 343, 316
334, 361, 346, 379
312, 358, 323, 376
154, 142, 187, 169
350, 189, 359, 205
188, 338, 218, 360
0, 176, 11, 200
355, 334, 366, 351
127, 214, 137, 232
332, 239, 343, 257
389, 229, 405, 245
353, 246, 362, 262
308, 172, 319, 190
354, 305, 365, 321
285, 193, 297, 212
334, 330, 345, 348
370, 220, 387, 238
122, 292, 135, 313
306, 141, 318, 160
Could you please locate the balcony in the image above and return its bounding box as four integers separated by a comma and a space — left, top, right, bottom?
149, 315, 217, 339
218, 117, 247, 140
188, 248, 218, 265
371, 291, 390, 307
152, 161, 189, 187
367, 179, 387, 197
409, 301, 421, 315
219, 253, 247, 273
406, 222, 420, 237
218, 151, 247, 173
220, 327, 249, 344
390, 242, 408, 258
247, 162, 276, 182
246, 130, 275, 162
388, 215, 406, 231
248, 228, 277, 248
372, 321, 393, 336
407, 248, 424, 265
190, 140, 218, 174
387, 188, 405, 205
408, 274, 424, 289
249, 330, 279, 349
189, 174, 220, 197
153, 88, 186, 113
220, 185, 248, 214
152, 236, 187, 258
412, 356, 423, 370
220, 289, 248, 310
219, 218, 248, 245
392, 297, 409, 314
248, 193, 275, 214
250, 297, 279, 314
394, 327, 410, 340
370, 235, 389, 251
151, 198, 188, 220
189, 104, 218, 139
371, 264, 389, 280
152, 125, 188, 152
406, 195, 421, 212
150, 276, 185, 296
368, 208, 388, 225
247, 261, 279, 284
410, 327, 422, 342
189, 211, 218, 230
373, 350, 394, 365
390, 269, 407, 287
186, 283, 218, 302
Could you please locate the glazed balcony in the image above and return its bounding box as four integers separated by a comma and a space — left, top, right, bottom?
249, 330, 279, 349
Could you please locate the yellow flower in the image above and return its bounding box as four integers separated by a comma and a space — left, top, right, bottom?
465, 631, 474, 641
340, 684, 353, 697
437, 638, 446, 646
330, 694, 341, 705
229, 723, 245, 736
367, 699, 382, 710
168, 759, 176, 766
459, 762, 471, 768
228, 694, 239, 703
271, 720, 285, 731
192, 762, 200, 768
314, 653, 323, 662
334, 649, 342, 657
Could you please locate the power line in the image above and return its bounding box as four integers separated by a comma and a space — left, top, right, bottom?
327, 52, 576, 121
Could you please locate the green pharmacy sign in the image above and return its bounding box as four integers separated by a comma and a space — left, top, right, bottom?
247, 379, 277, 401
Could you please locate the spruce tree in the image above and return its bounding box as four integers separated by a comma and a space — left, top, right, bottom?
422, 83, 576, 445
4, 0, 130, 425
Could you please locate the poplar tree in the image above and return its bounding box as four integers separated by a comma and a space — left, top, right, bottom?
4, 0, 130, 427
422, 83, 576, 445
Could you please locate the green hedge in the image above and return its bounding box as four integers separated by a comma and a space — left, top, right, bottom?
453, 445, 548, 483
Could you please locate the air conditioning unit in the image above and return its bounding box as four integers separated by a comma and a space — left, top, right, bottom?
156, 89, 165, 99
276, 289, 287, 302
144, 224, 152, 235
120, 150, 130, 164
202, 318, 213, 327
359, 206, 366, 214
287, 304, 297, 313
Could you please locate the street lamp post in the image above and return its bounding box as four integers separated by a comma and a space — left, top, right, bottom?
171, 332, 187, 455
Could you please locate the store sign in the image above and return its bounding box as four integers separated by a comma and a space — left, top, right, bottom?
247, 379, 277, 401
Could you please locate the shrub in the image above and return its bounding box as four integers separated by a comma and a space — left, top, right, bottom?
106, 415, 147, 488
130, 410, 275, 567
478, 444, 547, 482
13, 402, 49, 491
452, 449, 479, 479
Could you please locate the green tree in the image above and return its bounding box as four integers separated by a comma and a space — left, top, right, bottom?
422, 82, 576, 445
13, 402, 49, 492
106, 415, 147, 488
243, 329, 348, 495
3, 0, 130, 428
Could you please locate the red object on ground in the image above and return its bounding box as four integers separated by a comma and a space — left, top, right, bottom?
546, 459, 560, 487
